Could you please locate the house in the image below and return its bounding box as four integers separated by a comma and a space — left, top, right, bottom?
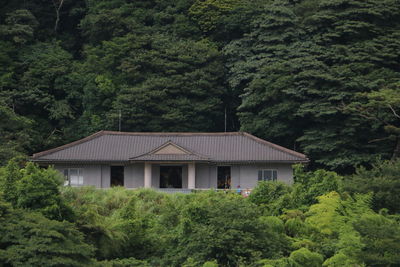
31, 131, 308, 191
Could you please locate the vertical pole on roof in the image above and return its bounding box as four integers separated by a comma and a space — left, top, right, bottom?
224, 107, 227, 132
118, 109, 122, 132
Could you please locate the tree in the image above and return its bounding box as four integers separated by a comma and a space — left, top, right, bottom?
15, 162, 73, 220
165, 191, 290, 266
258, 248, 324, 267
343, 160, 400, 214
224, 0, 302, 149
0, 9, 38, 44
0, 100, 33, 166
15, 41, 84, 149
343, 83, 400, 159
99, 257, 151, 267
81, 34, 226, 132
248, 181, 294, 215
353, 214, 400, 266
0, 158, 23, 205
305, 192, 369, 266
224, 0, 400, 172
189, 0, 243, 33
0, 200, 94, 266
292, 165, 343, 207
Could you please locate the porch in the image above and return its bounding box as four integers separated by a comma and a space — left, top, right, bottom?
142, 162, 231, 190
109, 162, 233, 190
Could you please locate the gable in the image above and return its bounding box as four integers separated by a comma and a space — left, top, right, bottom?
153, 144, 188, 155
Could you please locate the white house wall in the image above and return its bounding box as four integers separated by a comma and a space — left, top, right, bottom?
101, 165, 110, 188
53, 162, 294, 189
237, 163, 294, 188
125, 163, 144, 188
195, 163, 210, 188
54, 164, 103, 187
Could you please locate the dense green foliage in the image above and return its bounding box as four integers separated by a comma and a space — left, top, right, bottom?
343, 159, 400, 214
1, 161, 399, 266
1, 0, 400, 171
0, 200, 94, 266
0, 160, 73, 220
1, 0, 400, 265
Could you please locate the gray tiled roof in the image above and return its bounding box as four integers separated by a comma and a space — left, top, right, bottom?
32, 131, 308, 163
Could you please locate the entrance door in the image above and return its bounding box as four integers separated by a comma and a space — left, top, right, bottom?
160, 166, 182, 188
110, 166, 124, 187
217, 166, 231, 189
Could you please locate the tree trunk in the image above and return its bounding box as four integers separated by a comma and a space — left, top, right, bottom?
52, 0, 64, 33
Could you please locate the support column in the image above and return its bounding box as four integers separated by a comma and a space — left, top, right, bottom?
188, 162, 196, 189
144, 162, 152, 188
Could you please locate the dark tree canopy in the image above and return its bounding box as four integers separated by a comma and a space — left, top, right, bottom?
1, 0, 400, 173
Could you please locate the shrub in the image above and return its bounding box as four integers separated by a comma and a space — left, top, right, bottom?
249, 181, 292, 206
343, 160, 400, 214
0, 200, 94, 266
353, 214, 400, 266
0, 158, 23, 206
292, 165, 343, 207
15, 162, 73, 220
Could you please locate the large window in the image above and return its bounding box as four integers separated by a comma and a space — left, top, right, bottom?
111, 166, 124, 187
63, 169, 83, 186
160, 166, 182, 188
217, 166, 231, 189
258, 169, 277, 182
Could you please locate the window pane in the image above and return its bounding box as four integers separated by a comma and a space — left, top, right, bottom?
63, 169, 69, 186
69, 169, 79, 185
78, 169, 84, 185
258, 170, 263, 181
273, 170, 277, 181
264, 170, 272, 181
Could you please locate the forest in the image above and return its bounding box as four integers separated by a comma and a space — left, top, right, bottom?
1, 0, 400, 266
1, 0, 400, 172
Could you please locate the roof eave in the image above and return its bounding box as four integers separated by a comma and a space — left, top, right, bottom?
31, 159, 129, 165
31, 158, 309, 165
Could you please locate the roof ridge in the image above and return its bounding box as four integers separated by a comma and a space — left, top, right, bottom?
31, 130, 107, 159
101, 131, 242, 136
242, 132, 308, 160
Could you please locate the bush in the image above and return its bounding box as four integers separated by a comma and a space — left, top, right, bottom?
163, 191, 290, 266
343, 160, 400, 214
257, 248, 323, 267
248, 181, 293, 214
0, 200, 94, 266
61, 186, 138, 260
353, 214, 400, 266
249, 181, 292, 206
98, 257, 150, 267
289, 248, 323, 267
0, 158, 23, 206
292, 165, 343, 207
15, 162, 73, 220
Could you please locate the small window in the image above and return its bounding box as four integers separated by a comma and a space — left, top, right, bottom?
258, 169, 277, 182
63, 169, 83, 186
